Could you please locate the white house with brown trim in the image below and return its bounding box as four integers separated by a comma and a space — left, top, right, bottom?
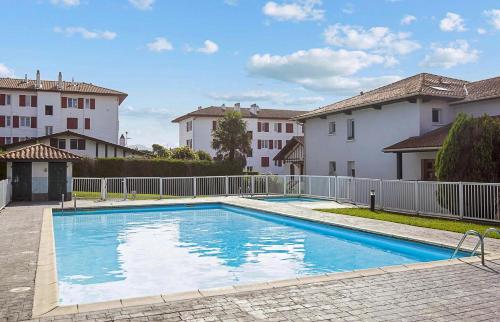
172, 104, 306, 174
295, 73, 500, 180
0, 70, 126, 146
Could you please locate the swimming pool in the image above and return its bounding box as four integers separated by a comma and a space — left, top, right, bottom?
253, 196, 327, 202
52, 203, 467, 304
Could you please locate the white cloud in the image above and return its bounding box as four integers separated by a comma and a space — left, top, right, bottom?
421, 40, 479, 69
0, 63, 15, 77
323, 24, 420, 55
262, 0, 324, 22
484, 9, 500, 29
224, 0, 238, 5
197, 40, 219, 54
53, 26, 117, 40
439, 12, 466, 32
477, 28, 487, 35
342, 3, 354, 14
129, 0, 154, 10
247, 47, 400, 93
50, 0, 80, 7
207, 90, 324, 105
122, 105, 173, 117
147, 37, 173, 52
401, 15, 417, 25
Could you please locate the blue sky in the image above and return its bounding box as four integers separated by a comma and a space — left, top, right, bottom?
1, 0, 499, 148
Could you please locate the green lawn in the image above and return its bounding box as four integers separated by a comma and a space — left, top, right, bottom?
317, 208, 500, 239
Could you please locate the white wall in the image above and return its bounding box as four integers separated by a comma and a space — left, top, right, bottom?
453, 98, 500, 117
401, 151, 437, 180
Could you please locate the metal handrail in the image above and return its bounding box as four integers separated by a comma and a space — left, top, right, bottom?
472, 227, 500, 256
452, 230, 484, 266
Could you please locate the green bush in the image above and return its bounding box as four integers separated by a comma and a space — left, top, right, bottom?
195, 150, 212, 161
73, 158, 243, 177
171, 146, 198, 160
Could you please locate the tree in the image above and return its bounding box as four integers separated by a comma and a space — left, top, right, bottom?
211, 110, 251, 163
171, 146, 198, 160
435, 113, 500, 182
196, 150, 212, 161
151, 144, 171, 159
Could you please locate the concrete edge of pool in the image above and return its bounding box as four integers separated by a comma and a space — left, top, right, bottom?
32, 199, 500, 318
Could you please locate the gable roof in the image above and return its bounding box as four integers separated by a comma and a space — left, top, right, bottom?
273, 136, 304, 161
0, 77, 128, 104
0, 131, 148, 156
172, 106, 308, 123
0, 143, 82, 161
295, 73, 470, 120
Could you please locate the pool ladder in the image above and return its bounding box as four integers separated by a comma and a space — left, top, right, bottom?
451, 228, 500, 266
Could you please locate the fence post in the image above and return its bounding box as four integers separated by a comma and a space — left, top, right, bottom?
414, 181, 419, 214
308, 176, 312, 195
159, 178, 163, 199
251, 176, 255, 195
266, 175, 269, 195
379, 179, 383, 209
123, 178, 127, 200
193, 177, 197, 198
298, 176, 301, 195
283, 176, 287, 195
335, 176, 338, 201
225, 176, 229, 196
459, 182, 464, 219
352, 178, 356, 205
328, 177, 331, 199
101, 178, 107, 200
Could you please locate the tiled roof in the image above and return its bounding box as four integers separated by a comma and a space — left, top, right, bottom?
295, 73, 469, 120
172, 106, 308, 123
273, 136, 304, 161
451, 76, 500, 105
0, 143, 82, 161
0, 77, 127, 104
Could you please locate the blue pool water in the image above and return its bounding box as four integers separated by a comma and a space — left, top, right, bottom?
254, 196, 327, 203
52, 203, 467, 304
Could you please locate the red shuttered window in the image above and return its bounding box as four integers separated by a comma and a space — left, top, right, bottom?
0, 94, 5, 106
261, 157, 269, 167
13, 116, 19, 128
0, 116, 4, 128
31, 117, 37, 128
269, 140, 274, 149
61, 97, 67, 108
85, 118, 90, 129
257, 139, 261, 149
263, 122, 269, 132
0, 137, 4, 146
278, 140, 282, 149
67, 118, 78, 129
19, 95, 26, 107
78, 98, 84, 109
286, 123, 293, 133
31, 95, 37, 107
257, 122, 262, 132
90, 98, 95, 109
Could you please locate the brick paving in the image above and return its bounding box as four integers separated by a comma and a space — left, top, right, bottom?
1, 199, 500, 321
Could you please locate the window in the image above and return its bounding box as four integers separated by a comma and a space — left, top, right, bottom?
67, 118, 78, 129
263, 122, 269, 132
70, 139, 78, 150
212, 120, 217, 131
421, 159, 436, 181
274, 123, 282, 133
328, 121, 336, 135
329, 161, 337, 176
85, 98, 91, 109
246, 166, 253, 172
45, 105, 53, 115
301, 124, 304, 133
247, 148, 253, 157
186, 120, 193, 132
5, 137, 11, 144
261, 157, 269, 167
20, 116, 31, 127
285, 123, 293, 133
58, 139, 66, 150
78, 139, 86, 150
274, 160, 283, 167
347, 161, 355, 177
186, 139, 192, 148
347, 119, 355, 140
261, 140, 269, 149
432, 108, 442, 123
85, 118, 90, 130
67, 98, 78, 108
274, 140, 282, 149
257, 122, 262, 132
5, 94, 11, 105
6, 116, 11, 127
45, 126, 53, 135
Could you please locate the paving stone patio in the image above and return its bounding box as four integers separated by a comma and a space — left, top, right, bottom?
1, 198, 500, 322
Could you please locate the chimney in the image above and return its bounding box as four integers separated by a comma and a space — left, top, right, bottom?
57, 72, 63, 90
359, 91, 364, 96
197, 106, 202, 110
24, 74, 28, 83
250, 103, 259, 115
234, 102, 240, 111
36, 70, 41, 89
119, 134, 126, 146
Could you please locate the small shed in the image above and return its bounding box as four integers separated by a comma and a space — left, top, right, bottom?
0, 143, 81, 201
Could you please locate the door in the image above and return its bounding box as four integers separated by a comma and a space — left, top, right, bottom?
290, 164, 295, 175
421, 159, 436, 181
12, 162, 32, 201
48, 162, 67, 201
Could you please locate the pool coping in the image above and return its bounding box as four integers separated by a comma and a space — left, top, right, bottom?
32, 199, 500, 318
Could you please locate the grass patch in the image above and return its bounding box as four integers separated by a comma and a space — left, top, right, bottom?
317, 208, 500, 239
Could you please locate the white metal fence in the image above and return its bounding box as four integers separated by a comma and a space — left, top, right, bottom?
72, 175, 500, 223
0, 179, 11, 210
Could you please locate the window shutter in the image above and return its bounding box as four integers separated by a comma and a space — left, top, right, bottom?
257, 139, 261, 149
31, 95, 37, 107
278, 140, 282, 149
50, 138, 58, 147
78, 98, 84, 109
61, 97, 67, 108
13, 116, 19, 128
0, 137, 4, 145
264, 123, 269, 132
0, 116, 4, 127
257, 122, 261, 132
85, 118, 90, 129
67, 118, 78, 129
31, 117, 37, 128
13, 137, 19, 143
90, 98, 95, 109
19, 95, 26, 107
277, 123, 282, 133
212, 120, 217, 131
269, 140, 273, 149
0, 94, 5, 106
286, 123, 293, 133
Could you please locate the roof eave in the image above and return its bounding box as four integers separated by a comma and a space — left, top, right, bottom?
382, 146, 441, 153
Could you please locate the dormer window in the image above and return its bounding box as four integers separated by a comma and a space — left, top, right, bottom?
432, 108, 442, 124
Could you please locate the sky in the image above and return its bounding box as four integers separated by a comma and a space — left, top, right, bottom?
0, 0, 499, 148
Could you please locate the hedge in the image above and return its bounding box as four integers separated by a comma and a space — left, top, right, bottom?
73, 158, 244, 177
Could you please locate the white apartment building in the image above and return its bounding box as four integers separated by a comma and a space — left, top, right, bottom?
0, 70, 126, 146
172, 104, 307, 174
295, 73, 500, 180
